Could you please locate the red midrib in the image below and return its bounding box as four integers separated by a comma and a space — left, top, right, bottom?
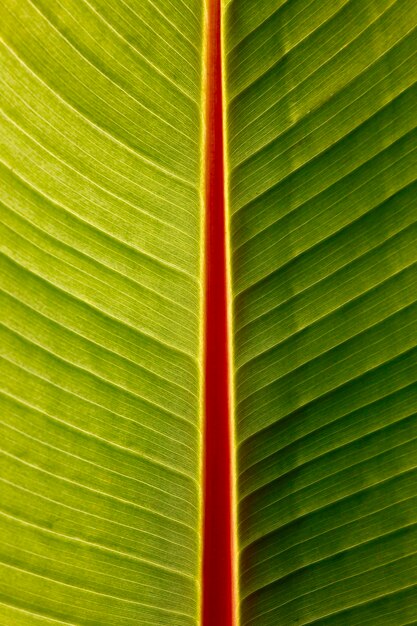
203, 1, 235, 625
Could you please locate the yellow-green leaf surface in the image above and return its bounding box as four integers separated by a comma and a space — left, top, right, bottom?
0, 0, 204, 624
224, 0, 417, 624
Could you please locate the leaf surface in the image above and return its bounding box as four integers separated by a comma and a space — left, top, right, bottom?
224, 1, 417, 624
0, 1, 203, 624
2, 1, 417, 624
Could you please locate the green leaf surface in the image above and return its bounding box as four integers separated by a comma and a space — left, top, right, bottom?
0, 0, 203, 624
224, 0, 417, 624
2, 0, 417, 624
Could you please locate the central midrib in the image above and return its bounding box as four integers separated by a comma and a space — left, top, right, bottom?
202, 1, 237, 625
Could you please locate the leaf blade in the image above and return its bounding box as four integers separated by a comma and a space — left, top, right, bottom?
0, 1, 204, 623
225, 1, 417, 623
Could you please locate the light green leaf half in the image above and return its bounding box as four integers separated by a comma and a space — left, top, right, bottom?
224, 0, 417, 624
0, 0, 204, 624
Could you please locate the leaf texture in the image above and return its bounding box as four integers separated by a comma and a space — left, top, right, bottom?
224, 0, 417, 624
2, 1, 417, 624
0, 0, 204, 624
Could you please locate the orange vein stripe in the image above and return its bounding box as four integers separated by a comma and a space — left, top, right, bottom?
202, 1, 236, 624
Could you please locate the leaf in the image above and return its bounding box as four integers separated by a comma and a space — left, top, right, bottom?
2, 1, 417, 625
0, 0, 203, 624
224, 0, 417, 624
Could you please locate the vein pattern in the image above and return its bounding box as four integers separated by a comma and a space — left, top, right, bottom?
0, 1, 204, 624
224, 1, 417, 624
